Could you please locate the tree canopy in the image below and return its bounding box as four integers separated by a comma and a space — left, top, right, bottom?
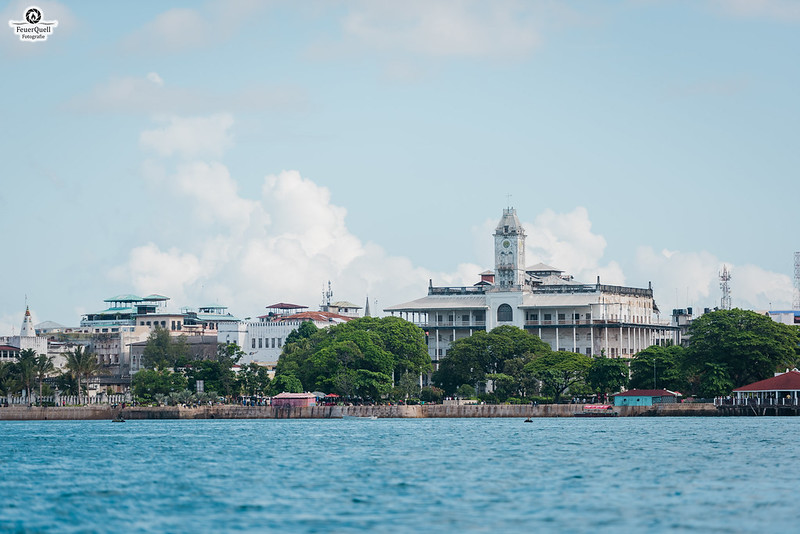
272, 316, 430, 400
433, 325, 550, 396
524, 351, 592, 403
685, 309, 799, 390
142, 327, 190, 370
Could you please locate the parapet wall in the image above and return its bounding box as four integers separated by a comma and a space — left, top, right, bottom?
0, 402, 719, 421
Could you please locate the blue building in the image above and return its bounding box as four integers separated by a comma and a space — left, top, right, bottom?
613, 389, 679, 406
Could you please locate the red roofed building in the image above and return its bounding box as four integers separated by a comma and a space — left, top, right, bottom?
731, 370, 800, 405
271, 392, 317, 408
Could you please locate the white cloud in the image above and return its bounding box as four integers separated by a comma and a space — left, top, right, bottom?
337, 0, 543, 59
140, 114, 235, 159
633, 247, 794, 314
119, 1, 271, 54
524, 207, 625, 285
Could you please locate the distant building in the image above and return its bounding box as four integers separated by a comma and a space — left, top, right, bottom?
0, 306, 48, 358
613, 389, 679, 406
732, 370, 800, 404
766, 310, 800, 326
385, 208, 678, 383
219, 301, 356, 367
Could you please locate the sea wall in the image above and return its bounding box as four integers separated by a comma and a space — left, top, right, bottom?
0, 402, 719, 421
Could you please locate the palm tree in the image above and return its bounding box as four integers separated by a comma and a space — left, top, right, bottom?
35, 354, 56, 404
66, 346, 99, 403
17, 349, 37, 399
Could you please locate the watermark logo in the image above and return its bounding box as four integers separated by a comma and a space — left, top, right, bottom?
9, 6, 58, 42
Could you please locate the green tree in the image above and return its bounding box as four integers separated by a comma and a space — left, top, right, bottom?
433, 326, 550, 396
16, 349, 37, 398
285, 320, 318, 345
142, 327, 190, 370
35, 354, 56, 402
629, 345, 687, 391
66, 346, 98, 401
237, 363, 271, 396
269, 374, 303, 394
131, 368, 188, 401
524, 351, 592, 403
393, 370, 421, 401
455, 383, 476, 399
586, 356, 629, 399
0, 361, 18, 396
273, 317, 430, 401
685, 309, 799, 389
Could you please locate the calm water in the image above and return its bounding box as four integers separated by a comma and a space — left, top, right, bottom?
0, 417, 797, 533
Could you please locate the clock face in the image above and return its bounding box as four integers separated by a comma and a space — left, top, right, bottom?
503, 240, 510, 248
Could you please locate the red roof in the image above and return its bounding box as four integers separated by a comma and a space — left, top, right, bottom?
613, 389, 678, 397
266, 303, 308, 309
279, 311, 354, 323
733, 370, 800, 392
272, 392, 316, 399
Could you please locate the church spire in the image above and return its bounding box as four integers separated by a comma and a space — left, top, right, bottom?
364, 296, 371, 317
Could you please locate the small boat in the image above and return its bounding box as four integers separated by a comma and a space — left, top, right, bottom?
112, 415, 125, 422
523, 417, 533, 423
574, 405, 618, 417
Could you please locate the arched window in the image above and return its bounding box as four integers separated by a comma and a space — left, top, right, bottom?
497, 304, 513, 322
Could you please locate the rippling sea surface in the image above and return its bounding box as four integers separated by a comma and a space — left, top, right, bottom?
1, 417, 798, 533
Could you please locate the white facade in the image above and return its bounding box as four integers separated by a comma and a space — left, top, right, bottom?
385, 208, 678, 379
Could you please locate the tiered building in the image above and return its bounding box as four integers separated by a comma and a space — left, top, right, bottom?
385, 208, 678, 381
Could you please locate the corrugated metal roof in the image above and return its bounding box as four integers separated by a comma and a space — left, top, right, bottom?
733, 371, 800, 392
613, 389, 678, 397
384, 295, 488, 311
104, 295, 142, 303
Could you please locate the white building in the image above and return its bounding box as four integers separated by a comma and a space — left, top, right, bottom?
0, 306, 48, 358
219, 301, 358, 367
385, 208, 677, 378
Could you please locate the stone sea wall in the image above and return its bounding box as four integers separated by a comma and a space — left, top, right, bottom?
0, 402, 719, 421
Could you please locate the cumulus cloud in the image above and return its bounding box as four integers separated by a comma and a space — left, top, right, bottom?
524, 207, 625, 285
334, 0, 544, 59
633, 247, 794, 314
140, 114, 235, 159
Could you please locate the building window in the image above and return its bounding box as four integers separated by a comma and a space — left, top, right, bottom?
171, 321, 176, 330
437, 314, 443, 322
251, 338, 256, 349
462, 314, 469, 322
277, 338, 282, 348
558, 314, 565, 321
585, 348, 591, 355
272, 338, 276, 348
574, 314, 580, 320
528, 313, 538, 321
258, 338, 263, 348
497, 304, 513, 322
544, 314, 551, 321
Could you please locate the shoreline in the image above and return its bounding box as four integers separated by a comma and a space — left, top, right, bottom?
0, 403, 720, 420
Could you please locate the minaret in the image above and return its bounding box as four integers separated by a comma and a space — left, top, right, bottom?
364, 296, 371, 317
20, 306, 36, 337
494, 208, 526, 289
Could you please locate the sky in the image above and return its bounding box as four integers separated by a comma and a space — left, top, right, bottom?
1, 0, 798, 333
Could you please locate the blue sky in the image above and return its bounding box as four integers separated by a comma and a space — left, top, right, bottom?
1, 0, 798, 332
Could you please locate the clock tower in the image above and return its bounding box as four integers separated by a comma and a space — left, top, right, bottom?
494, 208, 526, 289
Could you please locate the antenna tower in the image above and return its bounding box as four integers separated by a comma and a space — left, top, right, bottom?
719, 265, 732, 310
794, 252, 800, 310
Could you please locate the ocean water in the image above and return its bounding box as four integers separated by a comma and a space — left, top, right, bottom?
0, 417, 797, 533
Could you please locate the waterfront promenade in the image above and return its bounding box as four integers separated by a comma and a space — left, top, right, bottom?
0, 403, 717, 420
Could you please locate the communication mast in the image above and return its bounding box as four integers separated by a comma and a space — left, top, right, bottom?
719, 265, 732, 310
794, 252, 800, 310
